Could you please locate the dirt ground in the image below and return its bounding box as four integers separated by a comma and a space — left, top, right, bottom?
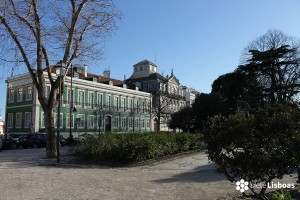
0, 147, 298, 200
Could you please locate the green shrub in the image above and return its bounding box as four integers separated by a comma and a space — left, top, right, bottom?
75, 132, 203, 163
271, 189, 292, 200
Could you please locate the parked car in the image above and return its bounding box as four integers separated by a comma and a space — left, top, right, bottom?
2, 134, 18, 150
10, 134, 28, 148
22, 134, 46, 148
0, 136, 3, 151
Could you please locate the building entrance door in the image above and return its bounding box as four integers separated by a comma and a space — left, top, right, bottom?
105, 116, 112, 132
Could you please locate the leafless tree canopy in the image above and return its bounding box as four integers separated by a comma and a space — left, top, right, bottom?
0, 0, 120, 158
0, 0, 120, 74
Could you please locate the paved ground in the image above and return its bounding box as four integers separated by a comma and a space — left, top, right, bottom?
0, 147, 298, 200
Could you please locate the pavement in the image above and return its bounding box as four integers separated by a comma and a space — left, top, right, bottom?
0, 147, 298, 200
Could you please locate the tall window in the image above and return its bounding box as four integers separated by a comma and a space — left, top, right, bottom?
17, 87, 23, 102
24, 112, 32, 128
26, 86, 32, 100
41, 112, 45, 128
8, 89, 14, 103
121, 97, 126, 111
97, 93, 103, 110
16, 112, 22, 128
121, 117, 126, 128
146, 119, 150, 128
128, 117, 133, 128
88, 93, 94, 108
135, 99, 139, 113
66, 114, 74, 128
67, 89, 74, 105
106, 95, 111, 109
87, 115, 94, 128
134, 118, 139, 128
78, 91, 84, 108
141, 119, 145, 128
114, 117, 119, 128
114, 96, 119, 111
45, 86, 50, 99
7, 113, 13, 128
129, 99, 133, 111
54, 113, 63, 128
77, 114, 85, 128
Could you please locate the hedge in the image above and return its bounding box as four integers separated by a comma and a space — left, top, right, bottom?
75, 132, 203, 163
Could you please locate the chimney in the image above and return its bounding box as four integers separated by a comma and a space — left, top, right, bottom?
103, 70, 110, 78
83, 64, 88, 77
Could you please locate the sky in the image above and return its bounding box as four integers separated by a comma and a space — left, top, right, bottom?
1, 0, 300, 118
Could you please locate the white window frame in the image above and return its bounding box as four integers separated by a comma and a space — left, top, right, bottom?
67, 88, 74, 105
106, 95, 111, 110
134, 118, 139, 128
41, 112, 45, 128
54, 113, 63, 128
114, 96, 119, 111
87, 115, 94, 129
24, 112, 32, 128
26, 86, 32, 101
146, 118, 150, 128
16, 112, 22, 128
66, 113, 74, 128
97, 93, 103, 110
78, 90, 85, 108
17, 87, 23, 102
114, 116, 119, 128
141, 118, 145, 128
129, 98, 133, 111
77, 114, 85, 129
128, 117, 133, 128
121, 117, 126, 128
9, 89, 14, 103
88, 92, 94, 108
7, 113, 13, 128
45, 86, 51, 99
121, 97, 126, 112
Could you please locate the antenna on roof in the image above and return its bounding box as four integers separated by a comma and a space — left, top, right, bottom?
155, 52, 156, 65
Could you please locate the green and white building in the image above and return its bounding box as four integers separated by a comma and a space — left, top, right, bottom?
5, 65, 152, 137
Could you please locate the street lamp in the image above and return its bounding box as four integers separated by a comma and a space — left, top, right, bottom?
54, 61, 66, 165
69, 65, 77, 142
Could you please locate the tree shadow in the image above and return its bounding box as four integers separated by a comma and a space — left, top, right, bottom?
152, 163, 228, 183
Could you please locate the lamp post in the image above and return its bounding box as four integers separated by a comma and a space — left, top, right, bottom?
54, 61, 66, 165
69, 65, 74, 141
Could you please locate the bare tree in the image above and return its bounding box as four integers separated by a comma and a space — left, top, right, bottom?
0, 0, 120, 158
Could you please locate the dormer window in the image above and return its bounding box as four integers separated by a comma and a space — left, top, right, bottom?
140, 66, 143, 71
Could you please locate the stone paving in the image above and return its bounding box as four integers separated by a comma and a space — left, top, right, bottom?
0, 147, 298, 200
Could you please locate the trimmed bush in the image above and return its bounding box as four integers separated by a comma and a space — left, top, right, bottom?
75, 132, 203, 163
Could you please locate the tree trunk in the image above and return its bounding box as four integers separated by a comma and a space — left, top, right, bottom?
44, 108, 57, 158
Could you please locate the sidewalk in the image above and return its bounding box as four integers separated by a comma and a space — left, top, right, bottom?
0, 148, 298, 200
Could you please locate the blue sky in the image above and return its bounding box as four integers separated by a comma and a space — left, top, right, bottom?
89, 0, 300, 92
1, 0, 300, 118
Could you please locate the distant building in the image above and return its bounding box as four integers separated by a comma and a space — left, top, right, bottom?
5, 65, 152, 137
0, 118, 4, 135
126, 60, 197, 131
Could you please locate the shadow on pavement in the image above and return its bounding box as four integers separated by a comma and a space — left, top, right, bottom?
152, 163, 228, 183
